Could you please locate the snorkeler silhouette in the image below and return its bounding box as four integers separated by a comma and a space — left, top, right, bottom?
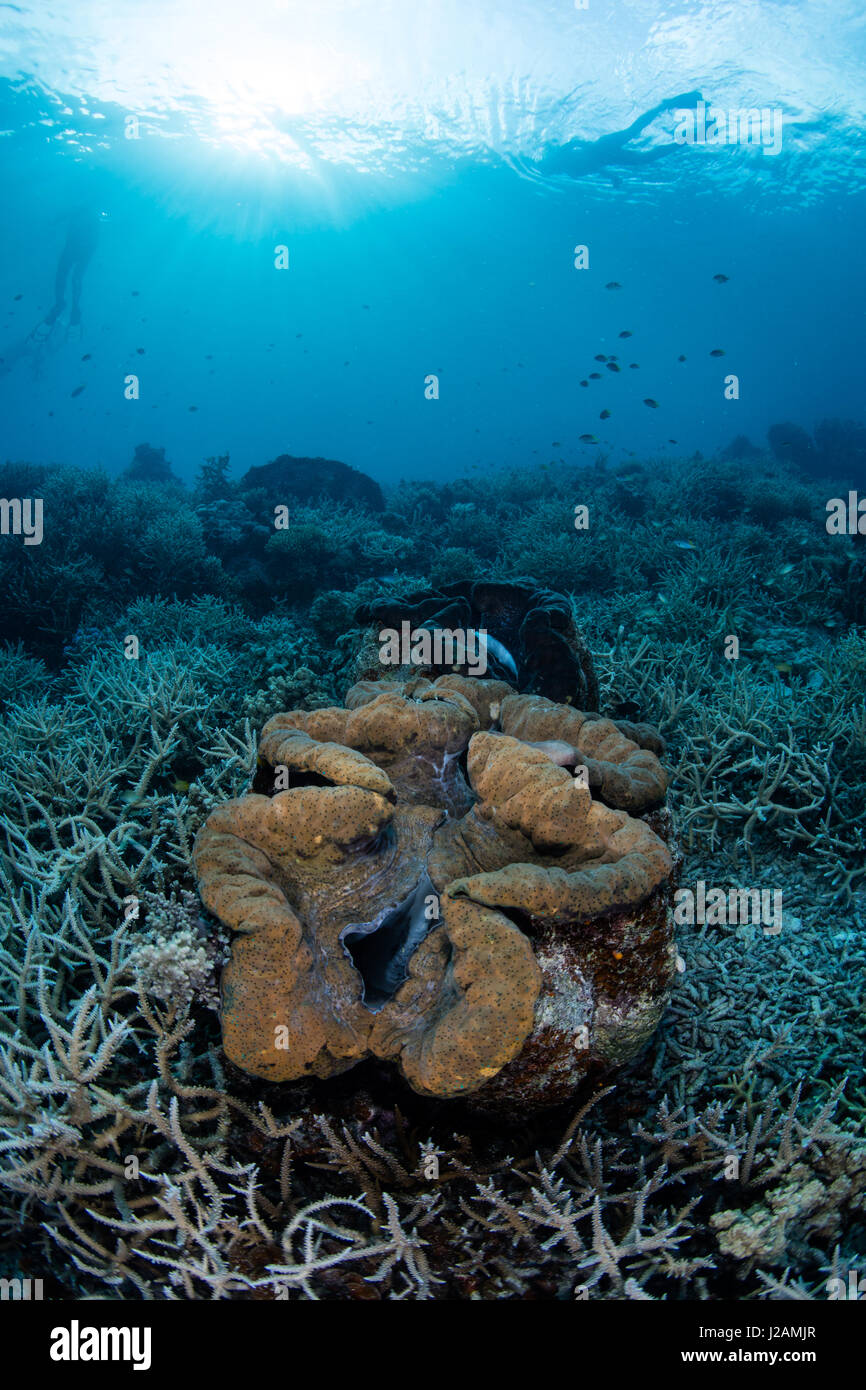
0, 204, 106, 377
524, 90, 704, 180
42, 205, 105, 329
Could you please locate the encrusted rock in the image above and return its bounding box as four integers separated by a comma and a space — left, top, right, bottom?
354, 578, 599, 707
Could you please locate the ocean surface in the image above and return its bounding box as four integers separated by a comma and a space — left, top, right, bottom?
0, 0, 864, 1314
0, 0, 865, 479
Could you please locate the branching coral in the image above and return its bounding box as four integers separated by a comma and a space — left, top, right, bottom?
1, 444, 863, 1301
597, 628, 866, 899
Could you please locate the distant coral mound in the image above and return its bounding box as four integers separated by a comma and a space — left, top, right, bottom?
813, 418, 866, 482
239, 453, 384, 511
717, 433, 763, 462
768, 418, 866, 484
125, 441, 178, 485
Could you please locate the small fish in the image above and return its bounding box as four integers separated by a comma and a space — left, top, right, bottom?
552, 441, 561, 447
600, 409, 611, 419
296, 333, 302, 338
579, 379, 589, 387
668, 439, 678, 444
606, 362, 620, 373
579, 434, 599, 443
589, 372, 602, 379
678, 354, 687, 362
131, 290, 139, 296
362, 303, 370, 309
643, 398, 659, 408
774, 662, 792, 676
344, 361, 350, 366
71, 384, 85, 397
779, 562, 795, 575
629, 363, 640, 369
188, 405, 198, 411
673, 540, 698, 551
605, 282, 622, 290
709, 348, 725, 357
171, 779, 191, 793
619, 330, 632, 338
594, 354, 607, 362
136, 347, 145, 354
205, 354, 213, 359
712, 274, 729, 283
609, 354, 619, 361
13, 293, 22, 301
81, 353, 91, 361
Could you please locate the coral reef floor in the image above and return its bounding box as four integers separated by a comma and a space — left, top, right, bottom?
0, 450, 864, 1299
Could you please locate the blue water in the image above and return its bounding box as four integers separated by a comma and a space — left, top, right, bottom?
0, 0, 864, 483
2, 5, 866, 1312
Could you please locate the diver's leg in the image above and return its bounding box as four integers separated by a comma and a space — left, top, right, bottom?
613, 144, 684, 168
534, 90, 704, 178
564, 105, 695, 171
69, 262, 84, 326
616, 91, 703, 142
44, 248, 71, 325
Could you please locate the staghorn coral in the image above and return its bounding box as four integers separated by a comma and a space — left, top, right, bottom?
0, 573, 862, 1300
193, 674, 676, 1110
2, 448, 864, 1302
2, 884, 859, 1304
0, 641, 49, 709
596, 624, 866, 901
